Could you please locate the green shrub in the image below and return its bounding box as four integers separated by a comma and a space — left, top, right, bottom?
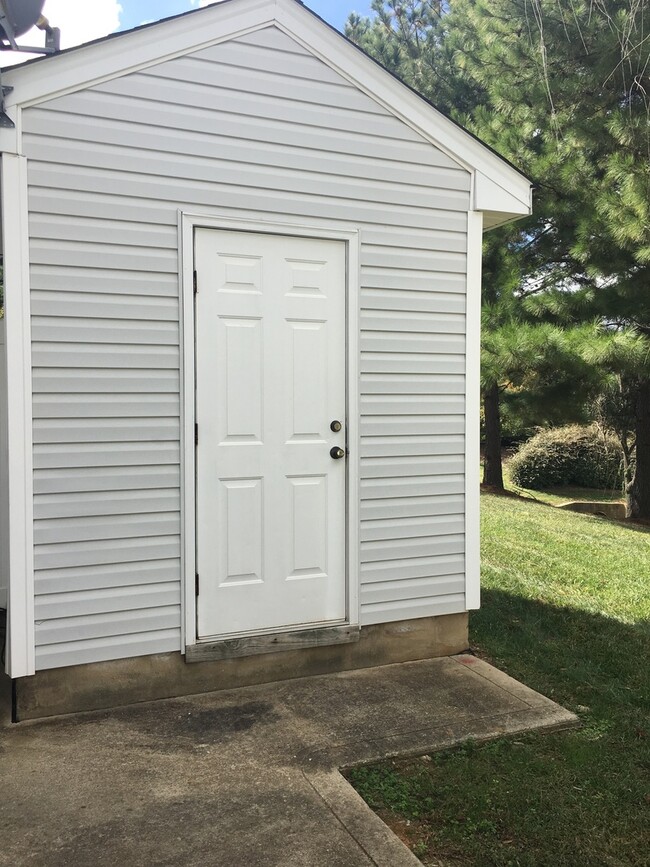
508, 425, 624, 491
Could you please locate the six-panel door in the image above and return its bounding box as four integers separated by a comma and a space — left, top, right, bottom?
194, 229, 347, 640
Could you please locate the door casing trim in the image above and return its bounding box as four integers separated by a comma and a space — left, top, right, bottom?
178, 211, 360, 653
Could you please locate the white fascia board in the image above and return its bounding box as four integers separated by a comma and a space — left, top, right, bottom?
474, 171, 532, 219
1, 0, 276, 110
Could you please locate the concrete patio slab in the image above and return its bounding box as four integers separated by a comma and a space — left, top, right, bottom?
0, 654, 578, 866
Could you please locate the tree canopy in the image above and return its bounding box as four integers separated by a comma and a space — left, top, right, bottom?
347, 0, 650, 515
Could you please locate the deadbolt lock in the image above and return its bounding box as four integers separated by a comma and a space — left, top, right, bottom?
330, 446, 345, 460
330, 420, 342, 432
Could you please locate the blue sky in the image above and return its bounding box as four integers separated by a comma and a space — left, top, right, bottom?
119, 1, 374, 33
1, 0, 375, 68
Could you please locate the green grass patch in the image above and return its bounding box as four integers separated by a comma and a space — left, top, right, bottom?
508, 481, 623, 506
347, 494, 650, 866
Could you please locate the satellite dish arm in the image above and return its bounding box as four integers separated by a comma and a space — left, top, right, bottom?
0, 2, 16, 129
0, 1, 59, 55
0, 0, 61, 128
36, 16, 60, 54
0, 2, 18, 49
0, 74, 14, 129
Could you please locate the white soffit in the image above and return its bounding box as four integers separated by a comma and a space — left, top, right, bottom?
1, 0, 532, 220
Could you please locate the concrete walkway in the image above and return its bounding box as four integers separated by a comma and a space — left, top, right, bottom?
0, 654, 577, 867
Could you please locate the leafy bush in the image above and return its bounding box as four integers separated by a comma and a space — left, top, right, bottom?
508, 425, 624, 491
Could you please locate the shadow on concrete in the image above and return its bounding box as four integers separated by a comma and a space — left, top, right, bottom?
0, 649, 577, 867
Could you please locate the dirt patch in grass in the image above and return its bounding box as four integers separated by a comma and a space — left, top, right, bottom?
480, 483, 523, 498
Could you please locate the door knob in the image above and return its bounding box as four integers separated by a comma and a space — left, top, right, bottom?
330, 420, 342, 432
330, 446, 345, 460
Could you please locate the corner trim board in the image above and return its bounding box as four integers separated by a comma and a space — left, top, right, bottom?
1, 152, 35, 677
464, 209, 483, 610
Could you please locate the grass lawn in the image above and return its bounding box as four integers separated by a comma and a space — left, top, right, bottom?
498, 459, 625, 507
347, 493, 650, 866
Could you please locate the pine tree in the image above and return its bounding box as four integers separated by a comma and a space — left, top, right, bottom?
444, 0, 650, 514
348, 1, 597, 491
349, 0, 650, 515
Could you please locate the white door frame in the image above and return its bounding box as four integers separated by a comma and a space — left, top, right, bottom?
178, 212, 360, 651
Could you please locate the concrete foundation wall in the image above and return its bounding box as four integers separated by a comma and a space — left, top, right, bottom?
13, 613, 468, 721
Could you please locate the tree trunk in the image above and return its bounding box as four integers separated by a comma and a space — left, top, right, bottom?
626, 378, 650, 519
483, 382, 504, 489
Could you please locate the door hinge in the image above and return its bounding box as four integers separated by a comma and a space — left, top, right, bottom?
195, 573, 200, 596
195, 423, 198, 445
193, 270, 198, 294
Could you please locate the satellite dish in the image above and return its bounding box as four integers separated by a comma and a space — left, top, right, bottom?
0, 0, 59, 130
0, 0, 46, 41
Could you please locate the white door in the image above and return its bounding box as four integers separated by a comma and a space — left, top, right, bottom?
194, 229, 348, 640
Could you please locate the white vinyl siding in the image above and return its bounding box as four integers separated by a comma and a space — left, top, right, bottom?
0, 320, 8, 610
23, 25, 470, 669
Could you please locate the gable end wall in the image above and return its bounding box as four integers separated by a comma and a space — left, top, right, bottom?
22, 25, 471, 670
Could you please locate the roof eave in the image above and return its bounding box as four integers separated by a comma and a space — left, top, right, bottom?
0, 0, 533, 223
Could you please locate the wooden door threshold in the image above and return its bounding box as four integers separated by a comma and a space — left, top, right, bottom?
186, 624, 360, 663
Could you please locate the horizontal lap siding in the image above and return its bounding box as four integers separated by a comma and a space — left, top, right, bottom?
24, 25, 470, 668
